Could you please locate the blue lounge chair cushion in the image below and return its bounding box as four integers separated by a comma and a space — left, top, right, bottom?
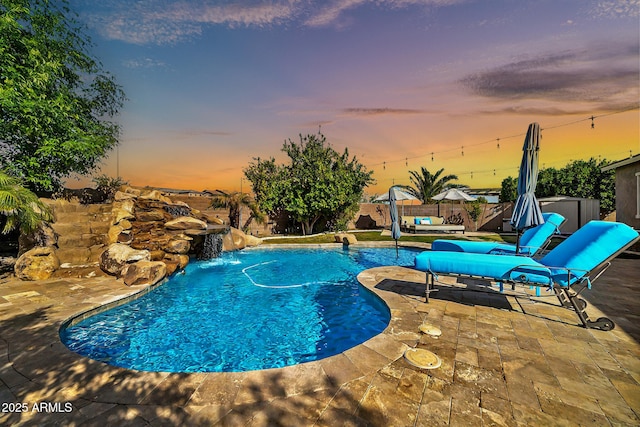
431, 240, 518, 255
417, 221, 639, 288
519, 212, 565, 254
540, 221, 639, 286
431, 212, 565, 256
415, 251, 553, 285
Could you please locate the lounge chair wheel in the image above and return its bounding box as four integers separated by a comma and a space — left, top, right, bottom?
592, 317, 615, 331
576, 298, 587, 310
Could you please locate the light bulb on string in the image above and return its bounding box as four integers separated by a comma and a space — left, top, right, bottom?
461, 146, 464, 156
383, 161, 386, 170
590, 116, 595, 129
496, 138, 500, 149
431, 152, 434, 161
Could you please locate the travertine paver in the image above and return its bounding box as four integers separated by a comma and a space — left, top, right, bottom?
0, 251, 639, 426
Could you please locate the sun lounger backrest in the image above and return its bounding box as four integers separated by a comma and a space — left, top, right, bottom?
519, 212, 565, 254
540, 221, 639, 282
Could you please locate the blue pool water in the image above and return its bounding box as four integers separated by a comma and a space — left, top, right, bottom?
60, 246, 419, 373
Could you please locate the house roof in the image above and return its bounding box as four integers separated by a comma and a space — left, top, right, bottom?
601, 154, 640, 171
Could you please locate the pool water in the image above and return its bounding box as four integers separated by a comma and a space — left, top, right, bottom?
60, 246, 419, 372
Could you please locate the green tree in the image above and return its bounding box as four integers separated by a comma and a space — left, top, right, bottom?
244, 132, 374, 235
464, 196, 487, 231
0, 0, 126, 192
0, 170, 52, 234
406, 167, 458, 202
499, 176, 517, 203
500, 158, 615, 217
210, 191, 263, 230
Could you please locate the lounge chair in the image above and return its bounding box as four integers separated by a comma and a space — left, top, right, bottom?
431, 212, 565, 257
414, 221, 639, 330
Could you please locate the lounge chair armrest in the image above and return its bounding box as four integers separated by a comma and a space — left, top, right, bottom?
545, 265, 592, 288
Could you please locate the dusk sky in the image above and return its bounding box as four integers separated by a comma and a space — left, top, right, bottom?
69, 0, 639, 195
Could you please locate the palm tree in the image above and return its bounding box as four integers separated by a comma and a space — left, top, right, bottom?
210, 191, 264, 230
0, 170, 52, 234
406, 167, 459, 203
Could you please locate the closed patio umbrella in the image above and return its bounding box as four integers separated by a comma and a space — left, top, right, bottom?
510, 122, 544, 253
389, 187, 401, 256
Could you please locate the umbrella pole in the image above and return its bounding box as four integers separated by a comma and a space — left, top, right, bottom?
515, 231, 521, 254
395, 239, 399, 257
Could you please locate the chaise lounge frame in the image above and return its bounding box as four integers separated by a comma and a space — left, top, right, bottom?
418, 221, 639, 331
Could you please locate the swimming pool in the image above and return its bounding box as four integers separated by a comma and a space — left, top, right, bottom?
60, 246, 419, 373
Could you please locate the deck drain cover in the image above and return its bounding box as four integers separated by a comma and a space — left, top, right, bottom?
404, 348, 442, 369
418, 323, 442, 336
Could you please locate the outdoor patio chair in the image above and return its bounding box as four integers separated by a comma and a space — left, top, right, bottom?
431, 212, 565, 257
415, 220, 639, 331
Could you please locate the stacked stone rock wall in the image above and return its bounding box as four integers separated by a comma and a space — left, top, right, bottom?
98, 187, 267, 286
48, 200, 112, 266
11, 187, 263, 282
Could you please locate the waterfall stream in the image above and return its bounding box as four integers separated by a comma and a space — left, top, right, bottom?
197, 233, 223, 260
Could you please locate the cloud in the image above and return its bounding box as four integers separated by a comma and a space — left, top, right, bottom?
460, 41, 639, 106
588, 0, 640, 18
83, 1, 299, 45
473, 102, 640, 117
81, 0, 467, 44
305, 0, 465, 28
122, 58, 166, 69
304, 0, 367, 28
342, 107, 424, 116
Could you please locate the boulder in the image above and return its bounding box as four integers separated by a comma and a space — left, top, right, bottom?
165, 216, 207, 231
14, 246, 60, 281
112, 200, 135, 224
123, 187, 142, 196
0, 257, 17, 274
199, 211, 225, 225
18, 223, 58, 256
135, 209, 167, 222
99, 243, 150, 276
108, 225, 125, 244
163, 260, 180, 276
121, 261, 167, 286
149, 250, 166, 261
140, 190, 173, 204
244, 234, 263, 247
118, 219, 133, 230
163, 254, 189, 270
222, 227, 246, 251
114, 190, 137, 201
334, 233, 358, 245
162, 238, 191, 254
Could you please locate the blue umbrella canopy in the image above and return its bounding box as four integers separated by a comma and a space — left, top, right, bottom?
510, 122, 544, 252
389, 187, 402, 255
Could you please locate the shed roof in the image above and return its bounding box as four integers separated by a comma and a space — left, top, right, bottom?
601, 154, 640, 171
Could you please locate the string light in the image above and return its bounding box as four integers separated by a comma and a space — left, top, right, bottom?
405, 157, 408, 167
461, 146, 464, 156
365, 107, 636, 170
383, 161, 386, 170
590, 116, 595, 129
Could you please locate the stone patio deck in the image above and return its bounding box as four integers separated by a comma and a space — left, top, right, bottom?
0, 251, 639, 426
